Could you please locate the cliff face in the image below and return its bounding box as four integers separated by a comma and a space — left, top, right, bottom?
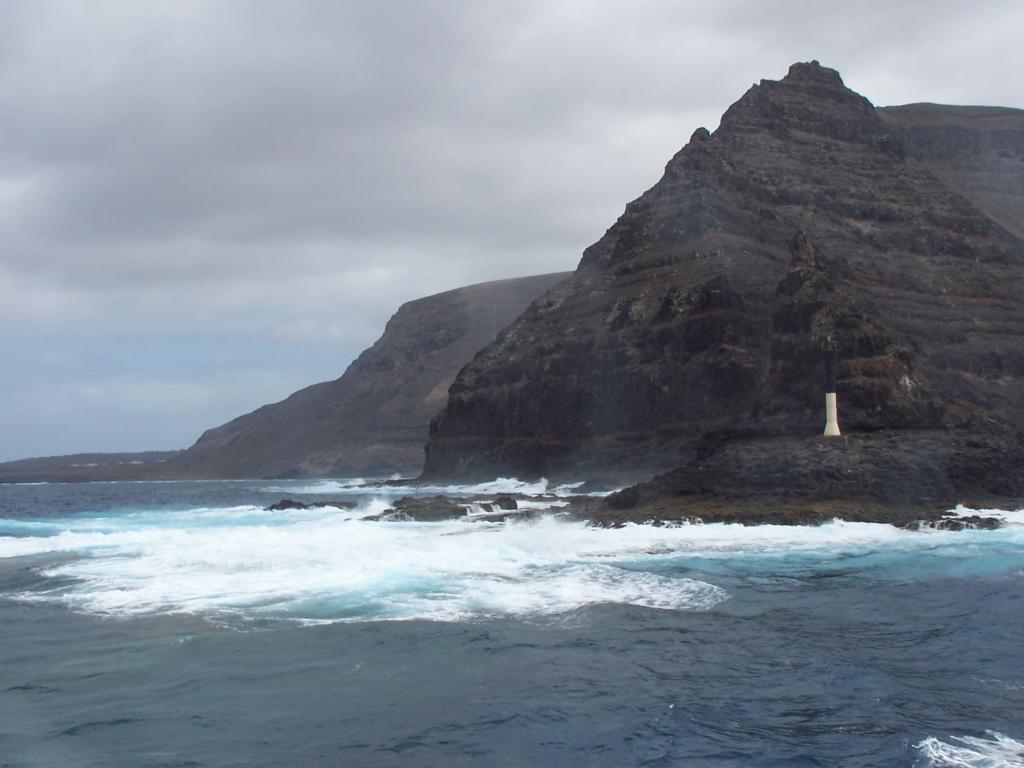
878, 103, 1024, 240
170, 273, 569, 479
424, 62, 1024, 482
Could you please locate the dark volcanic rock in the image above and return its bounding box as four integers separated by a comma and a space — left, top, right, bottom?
904, 515, 1004, 531
364, 494, 535, 523
370, 496, 470, 522
585, 429, 1024, 527
266, 499, 356, 511
423, 62, 1024, 493
167, 273, 568, 479
878, 103, 1024, 240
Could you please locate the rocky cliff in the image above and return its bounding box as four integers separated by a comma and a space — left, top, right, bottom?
423, 62, 1024, 491
878, 103, 1024, 240
169, 273, 568, 479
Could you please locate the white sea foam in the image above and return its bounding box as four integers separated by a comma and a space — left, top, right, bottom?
263, 478, 372, 494
950, 503, 1024, 527
414, 477, 554, 496
915, 730, 1024, 767
3, 501, 1022, 624
2, 508, 729, 621
268, 476, 612, 498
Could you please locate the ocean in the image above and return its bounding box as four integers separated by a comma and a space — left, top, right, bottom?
1, 479, 1022, 767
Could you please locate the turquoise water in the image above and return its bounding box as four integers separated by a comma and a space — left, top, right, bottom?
1, 479, 1022, 766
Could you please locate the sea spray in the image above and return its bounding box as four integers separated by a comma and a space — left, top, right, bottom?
915, 730, 1024, 767
2, 497, 1023, 623
267, 477, 609, 498
2, 480, 1023, 766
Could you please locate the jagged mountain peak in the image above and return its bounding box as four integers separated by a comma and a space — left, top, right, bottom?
715, 59, 893, 152
424, 63, 1024, 483
783, 59, 845, 86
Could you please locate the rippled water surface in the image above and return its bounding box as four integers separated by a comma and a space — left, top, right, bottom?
1, 479, 1022, 767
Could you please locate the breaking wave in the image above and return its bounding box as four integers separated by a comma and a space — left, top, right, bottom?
1, 504, 728, 622
2, 494, 1022, 625
951, 503, 1024, 527
266, 476, 610, 497
915, 730, 1024, 767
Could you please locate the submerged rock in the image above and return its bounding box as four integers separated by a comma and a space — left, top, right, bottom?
464, 508, 548, 524
903, 515, 1004, 531
364, 493, 548, 523
267, 499, 356, 511
369, 496, 470, 522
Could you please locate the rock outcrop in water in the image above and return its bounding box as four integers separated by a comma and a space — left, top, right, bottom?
423, 62, 1024, 516
169, 273, 568, 479
581, 429, 1023, 527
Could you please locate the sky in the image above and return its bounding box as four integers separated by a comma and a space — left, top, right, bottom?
1, 0, 1022, 461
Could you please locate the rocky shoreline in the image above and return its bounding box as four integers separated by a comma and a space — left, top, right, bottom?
264, 491, 1015, 530
582, 427, 1024, 527
266, 427, 1024, 529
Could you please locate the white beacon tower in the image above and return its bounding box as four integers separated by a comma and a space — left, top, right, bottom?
822, 340, 840, 437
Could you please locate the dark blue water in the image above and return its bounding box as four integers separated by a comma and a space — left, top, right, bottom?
1, 480, 1022, 767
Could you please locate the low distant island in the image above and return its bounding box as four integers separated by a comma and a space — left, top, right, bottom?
4, 62, 1023, 528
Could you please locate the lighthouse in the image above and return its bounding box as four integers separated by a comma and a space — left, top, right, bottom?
822, 338, 840, 437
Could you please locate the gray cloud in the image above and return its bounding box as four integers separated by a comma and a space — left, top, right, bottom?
1, 0, 1022, 459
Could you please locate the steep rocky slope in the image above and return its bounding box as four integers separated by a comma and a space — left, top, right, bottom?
584, 429, 1024, 526
878, 103, 1024, 239
424, 62, 1024, 491
169, 273, 568, 479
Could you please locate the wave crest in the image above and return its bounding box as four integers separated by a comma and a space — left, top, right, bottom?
915, 730, 1024, 767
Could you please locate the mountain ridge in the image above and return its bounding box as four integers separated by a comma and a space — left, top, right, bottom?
423, 61, 1024, 498
167, 272, 570, 479
877, 101, 1024, 240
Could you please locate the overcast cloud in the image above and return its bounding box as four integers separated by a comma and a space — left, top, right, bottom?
1, 0, 1022, 460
